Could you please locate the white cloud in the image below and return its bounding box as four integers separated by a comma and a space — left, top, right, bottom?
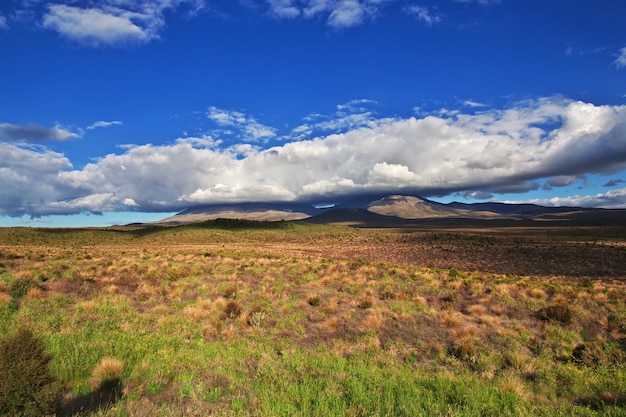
404, 5, 441, 26
267, 0, 301, 18
3, 98, 626, 216
207, 107, 276, 142
0, 123, 81, 141
462, 99, 486, 108
288, 99, 380, 140
0, 14, 8, 30
507, 187, 626, 209
87, 120, 124, 130
615, 47, 626, 69
265, 0, 387, 28
41, 1, 204, 46
43, 5, 153, 46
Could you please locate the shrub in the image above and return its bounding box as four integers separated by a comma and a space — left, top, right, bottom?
8, 276, 37, 299
223, 285, 237, 299
0, 328, 58, 417
536, 305, 572, 325
307, 295, 320, 307
247, 306, 267, 327
358, 297, 374, 309
223, 300, 242, 319
448, 268, 461, 278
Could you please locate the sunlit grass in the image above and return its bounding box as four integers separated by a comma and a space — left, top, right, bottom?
0, 223, 625, 415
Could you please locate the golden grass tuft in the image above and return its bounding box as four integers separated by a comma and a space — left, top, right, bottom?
90, 357, 124, 389
363, 310, 384, 332
552, 294, 568, 305
497, 370, 528, 399
201, 321, 223, 340
478, 314, 500, 326
78, 299, 99, 311
527, 288, 547, 299
322, 317, 339, 332
25, 287, 44, 299
467, 304, 487, 316
322, 297, 339, 314
0, 292, 11, 304
358, 296, 375, 309
490, 305, 505, 316
183, 305, 211, 320
440, 310, 463, 328
412, 295, 427, 308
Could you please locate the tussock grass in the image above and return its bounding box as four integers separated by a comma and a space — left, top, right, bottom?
0, 224, 625, 416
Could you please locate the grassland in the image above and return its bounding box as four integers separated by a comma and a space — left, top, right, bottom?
1, 221, 625, 416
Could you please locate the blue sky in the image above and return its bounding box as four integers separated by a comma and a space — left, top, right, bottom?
1, 0, 626, 227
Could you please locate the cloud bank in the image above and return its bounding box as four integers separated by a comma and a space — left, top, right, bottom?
2, 98, 626, 217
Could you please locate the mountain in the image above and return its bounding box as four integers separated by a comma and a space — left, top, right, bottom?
151, 195, 626, 226
155, 202, 320, 225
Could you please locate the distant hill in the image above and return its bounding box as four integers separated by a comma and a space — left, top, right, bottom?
151, 195, 626, 227
155, 202, 320, 225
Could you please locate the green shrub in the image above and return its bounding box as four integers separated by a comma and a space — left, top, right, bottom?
536, 305, 572, 325
0, 328, 59, 417
307, 295, 320, 306
449, 268, 461, 278
8, 277, 36, 299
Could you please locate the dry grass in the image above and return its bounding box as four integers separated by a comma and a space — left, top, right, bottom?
90, 357, 124, 389
467, 304, 487, 316
0, 292, 11, 304
1, 224, 625, 416
440, 310, 463, 328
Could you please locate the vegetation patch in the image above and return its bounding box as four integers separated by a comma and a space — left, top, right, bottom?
0, 224, 624, 416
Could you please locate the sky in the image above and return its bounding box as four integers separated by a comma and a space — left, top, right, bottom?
1, 0, 626, 227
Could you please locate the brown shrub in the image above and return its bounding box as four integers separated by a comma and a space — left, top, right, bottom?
223, 300, 243, 319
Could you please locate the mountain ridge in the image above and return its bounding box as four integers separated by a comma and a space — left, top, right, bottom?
152, 195, 626, 226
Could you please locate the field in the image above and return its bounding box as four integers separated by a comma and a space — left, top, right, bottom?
1, 221, 625, 416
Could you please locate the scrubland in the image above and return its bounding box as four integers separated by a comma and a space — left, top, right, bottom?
0, 221, 625, 416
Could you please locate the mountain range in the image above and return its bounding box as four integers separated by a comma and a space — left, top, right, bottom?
153, 195, 626, 227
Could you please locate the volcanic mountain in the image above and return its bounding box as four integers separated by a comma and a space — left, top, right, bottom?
153, 194, 626, 226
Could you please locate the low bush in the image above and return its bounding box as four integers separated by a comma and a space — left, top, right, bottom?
0, 328, 58, 417
536, 305, 573, 325
223, 300, 243, 319
8, 276, 37, 299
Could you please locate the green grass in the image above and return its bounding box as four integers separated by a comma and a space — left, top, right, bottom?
0, 223, 625, 416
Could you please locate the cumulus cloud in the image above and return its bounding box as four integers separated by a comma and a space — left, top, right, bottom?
0, 123, 81, 142
41, 0, 204, 46
615, 47, 626, 69
3, 98, 626, 216
87, 120, 124, 130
